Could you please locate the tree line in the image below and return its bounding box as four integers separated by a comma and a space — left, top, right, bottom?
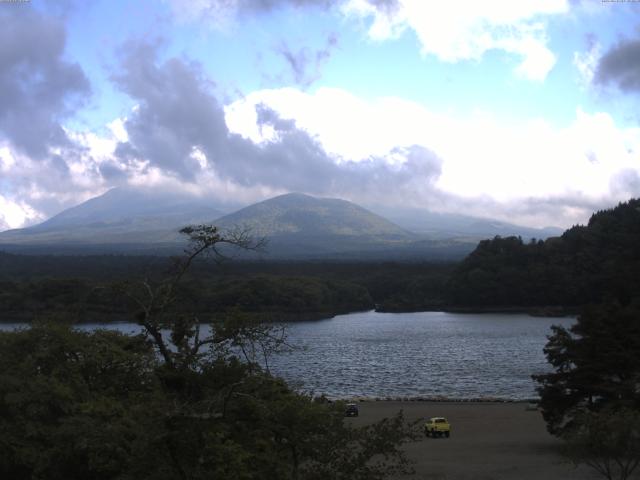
447, 199, 640, 308
0, 254, 455, 321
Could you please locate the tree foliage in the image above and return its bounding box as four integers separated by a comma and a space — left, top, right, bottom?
533, 301, 640, 435
0, 324, 158, 480
562, 408, 640, 480
534, 300, 640, 480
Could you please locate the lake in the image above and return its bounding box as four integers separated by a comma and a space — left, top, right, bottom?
0, 310, 574, 400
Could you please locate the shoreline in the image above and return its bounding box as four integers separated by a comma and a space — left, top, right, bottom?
327, 396, 540, 403
376, 305, 579, 317
0, 305, 579, 325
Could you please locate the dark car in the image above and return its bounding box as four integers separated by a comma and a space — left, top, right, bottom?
345, 403, 359, 417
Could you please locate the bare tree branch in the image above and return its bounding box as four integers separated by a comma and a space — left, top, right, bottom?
116, 224, 279, 372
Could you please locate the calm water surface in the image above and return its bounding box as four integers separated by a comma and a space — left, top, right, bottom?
1, 310, 574, 400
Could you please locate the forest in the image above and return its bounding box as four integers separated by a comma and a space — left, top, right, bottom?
0, 255, 455, 322
447, 198, 640, 309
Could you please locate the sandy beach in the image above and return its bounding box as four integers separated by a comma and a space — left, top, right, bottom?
348, 401, 600, 480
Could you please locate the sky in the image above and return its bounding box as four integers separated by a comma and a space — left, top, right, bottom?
1, 0, 640, 231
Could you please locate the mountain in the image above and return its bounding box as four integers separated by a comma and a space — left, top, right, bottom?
0, 188, 226, 247
367, 205, 562, 241
215, 193, 411, 238
0, 189, 559, 260
212, 193, 422, 258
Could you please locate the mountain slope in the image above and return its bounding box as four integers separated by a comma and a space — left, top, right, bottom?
213, 193, 422, 257
215, 193, 412, 238
367, 205, 562, 240
0, 188, 225, 245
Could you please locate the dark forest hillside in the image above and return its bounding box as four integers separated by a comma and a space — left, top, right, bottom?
447, 199, 640, 308
0, 254, 454, 321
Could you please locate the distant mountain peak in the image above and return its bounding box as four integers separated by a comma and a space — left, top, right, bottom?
215, 192, 411, 239
273, 192, 312, 200
260, 192, 349, 207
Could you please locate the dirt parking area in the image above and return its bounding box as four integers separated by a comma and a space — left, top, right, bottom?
348, 401, 600, 480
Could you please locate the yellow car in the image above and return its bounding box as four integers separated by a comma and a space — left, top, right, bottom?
424, 417, 451, 438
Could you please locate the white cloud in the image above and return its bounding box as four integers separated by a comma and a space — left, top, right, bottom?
574, 41, 601, 87
0, 195, 41, 230
0, 145, 16, 172
108, 118, 129, 143
0, 124, 130, 230
226, 87, 640, 227
343, 0, 568, 81
508, 28, 557, 82
225, 87, 445, 160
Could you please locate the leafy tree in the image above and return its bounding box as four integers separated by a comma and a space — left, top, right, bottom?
562, 408, 640, 480
533, 301, 640, 435
533, 300, 640, 480
0, 323, 160, 480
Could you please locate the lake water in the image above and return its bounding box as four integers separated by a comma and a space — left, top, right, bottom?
0, 310, 574, 400
269, 311, 573, 400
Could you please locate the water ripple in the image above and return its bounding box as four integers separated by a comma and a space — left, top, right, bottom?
269, 310, 574, 400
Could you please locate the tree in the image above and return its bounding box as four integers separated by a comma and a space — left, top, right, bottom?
562, 408, 640, 480
0, 323, 161, 480
0, 224, 421, 479
533, 301, 640, 436
533, 300, 640, 480
117, 224, 270, 370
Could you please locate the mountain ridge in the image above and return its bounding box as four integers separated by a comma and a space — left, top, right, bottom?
365, 204, 562, 240
0, 188, 226, 244
0, 189, 561, 259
